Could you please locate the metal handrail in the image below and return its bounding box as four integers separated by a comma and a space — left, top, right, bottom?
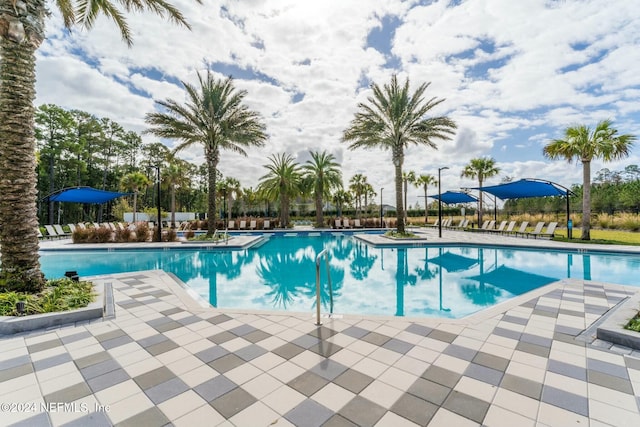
315, 248, 333, 325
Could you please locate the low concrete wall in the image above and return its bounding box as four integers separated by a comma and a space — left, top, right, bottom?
597, 292, 640, 350
0, 282, 109, 335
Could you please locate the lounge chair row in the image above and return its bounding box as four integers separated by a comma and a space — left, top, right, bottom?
39, 222, 130, 239
227, 219, 270, 230
334, 218, 367, 229
471, 220, 557, 239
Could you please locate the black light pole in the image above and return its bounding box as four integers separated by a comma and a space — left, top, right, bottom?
379, 187, 384, 228
148, 165, 161, 242
438, 167, 449, 238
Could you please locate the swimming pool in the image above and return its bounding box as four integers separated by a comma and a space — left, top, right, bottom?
39, 234, 640, 318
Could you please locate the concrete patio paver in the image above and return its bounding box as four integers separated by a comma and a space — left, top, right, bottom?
2, 228, 640, 426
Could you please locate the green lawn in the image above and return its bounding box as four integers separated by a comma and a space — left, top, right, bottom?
553, 228, 640, 245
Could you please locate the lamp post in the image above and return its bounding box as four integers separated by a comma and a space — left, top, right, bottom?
379, 187, 384, 228
148, 165, 161, 242
438, 167, 449, 238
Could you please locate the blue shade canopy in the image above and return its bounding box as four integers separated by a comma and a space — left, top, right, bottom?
431, 191, 478, 204
471, 179, 569, 200
48, 187, 130, 204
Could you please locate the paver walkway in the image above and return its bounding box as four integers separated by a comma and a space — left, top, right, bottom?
2, 229, 640, 426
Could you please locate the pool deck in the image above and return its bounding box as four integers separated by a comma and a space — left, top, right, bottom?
2, 228, 640, 426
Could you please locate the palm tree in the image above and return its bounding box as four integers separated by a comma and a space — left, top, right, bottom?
302, 151, 343, 227
363, 183, 376, 216
349, 174, 366, 217
342, 75, 457, 234
220, 177, 242, 221
0, 0, 194, 291
415, 174, 437, 224
163, 162, 190, 228
403, 170, 416, 223
120, 172, 152, 223
543, 120, 636, 240
461, 157, 500, 226
332, 189, 352, 217
145, 71, 267, 235
258, 154, 302, 228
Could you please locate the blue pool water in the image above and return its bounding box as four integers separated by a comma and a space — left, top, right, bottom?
39, 235, 640, 318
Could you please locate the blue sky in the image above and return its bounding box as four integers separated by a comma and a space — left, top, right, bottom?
37, 0, 640, 207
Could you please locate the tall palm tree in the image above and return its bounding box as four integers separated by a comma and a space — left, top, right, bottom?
415, 174, 437, 224
342, 75, 457, 234
332, 189, 352, 217
220, 177, 242, 221
461, 157, 500, 226
258, 154, 302, 228
302, 151, 343, 227
145, 71, 267, 235
163, 162, 190, 228
543, 120, 636, 240
0, 0, 195, 291
363, 183, 376, 216
120, 172, 151, 223
403, 170, 416, 223
349, 174, 366, 217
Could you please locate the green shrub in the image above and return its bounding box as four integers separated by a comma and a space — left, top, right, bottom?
625, 313, 640, 332
93, 226, 113, 243
72, 228, 92, 243
163, 229, 178, 242
0, 278, 95, 316
135, 223, 150, 242
114, 227, 133, 242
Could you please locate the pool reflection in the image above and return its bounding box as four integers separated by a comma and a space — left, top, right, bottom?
38, 236, 630, 318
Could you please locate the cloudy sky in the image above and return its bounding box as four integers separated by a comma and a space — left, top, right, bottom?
37, 0, 640, 207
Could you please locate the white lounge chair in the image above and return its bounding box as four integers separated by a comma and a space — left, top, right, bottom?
67, 223, 76, 233
502, 221, 517, 234
227, 220, 235, 230
263, 220, 270, 230
488, 220, 508, 233
334, 219, 342, 229
53, 224, 70, 238
511, 221, 529, 236
44, 225, 61, 239
249, 220, 256, 230
353, 218, 362, 228
523, 222, 545, 238
530, 221, 557, 239
239, 220, 247, 230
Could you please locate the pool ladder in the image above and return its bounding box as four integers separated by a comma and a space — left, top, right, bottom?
315, 248, 334, 325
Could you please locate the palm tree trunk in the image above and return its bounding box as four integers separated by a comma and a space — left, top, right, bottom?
403, 179, 408, 224
171, 186, 176, 228
315, 193, 323, 228
424, 185, 428, 224
281, 193, 289, 227
478, 178, 484, 226
206, 151, 218, 235
133, 193, 138, 222
0, 15, 45, 291
582, 160, 591, 240
394, 161, 405, 233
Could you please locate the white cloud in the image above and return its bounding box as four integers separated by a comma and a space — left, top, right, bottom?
35, 0, 640, 207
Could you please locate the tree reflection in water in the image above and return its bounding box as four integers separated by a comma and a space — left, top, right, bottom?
257, 236, 345, 310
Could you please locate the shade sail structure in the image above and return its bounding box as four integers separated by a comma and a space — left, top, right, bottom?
470, 179, 570, 200
430, 191, 478, 204
48, 187, 130, 204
